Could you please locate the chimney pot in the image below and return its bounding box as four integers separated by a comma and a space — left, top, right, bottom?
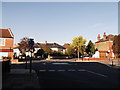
45, 41, 47, 44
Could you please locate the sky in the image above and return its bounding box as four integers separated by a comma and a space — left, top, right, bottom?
1, 2, 118, 45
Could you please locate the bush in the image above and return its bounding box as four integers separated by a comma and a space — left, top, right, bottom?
50, 51, 64, 56
2, 57, 11, 61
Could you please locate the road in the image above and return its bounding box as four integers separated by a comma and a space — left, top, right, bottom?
11, 61, 120, 88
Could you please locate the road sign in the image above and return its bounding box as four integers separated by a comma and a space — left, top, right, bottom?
28, 39, 34, 47
28, 38, 34, 73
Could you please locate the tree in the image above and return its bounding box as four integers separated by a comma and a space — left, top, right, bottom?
18, 37, 30, 54
42, 46, 52, 54
18, 37, 35, 69
66, 46, 75, 56
41, 45, 52, 58
18, 37, 35, 57
86, 40, 95, 57
71, 36, 86, 60
112, 35, 120, 58
80, 45, 86, 57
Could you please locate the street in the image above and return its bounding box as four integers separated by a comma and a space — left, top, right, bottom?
11, 61, 120, 88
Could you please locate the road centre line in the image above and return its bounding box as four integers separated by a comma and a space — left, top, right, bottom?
39, 69, 107, 77
57, 70, 65, 72
68, 69, 76, 71
48, 70, 56, 72
39, 70, 46, 72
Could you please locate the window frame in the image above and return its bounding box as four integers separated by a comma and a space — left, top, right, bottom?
0, 38, 5, 46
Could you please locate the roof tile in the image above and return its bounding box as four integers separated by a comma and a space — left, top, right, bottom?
0, 29, 14, 38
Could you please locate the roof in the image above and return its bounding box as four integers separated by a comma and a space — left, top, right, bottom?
95, 39, 108, 43
35, 42, 66, 49
34, 43, 41, 48
63, 43, 70, 48
0, 28, 14, 38
41, 43, 66, 49
96, 34, 114, 43
14, 42, 66, 49
13, 44, 20, 49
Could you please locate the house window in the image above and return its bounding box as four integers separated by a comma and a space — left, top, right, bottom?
0, 38, 5, 46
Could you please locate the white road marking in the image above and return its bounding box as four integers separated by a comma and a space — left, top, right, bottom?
68, 69, 76, 72
78, 69, 86, 71
39, 69, 107, 77
57, 70, 65, 72
48, 70, 56, 72
42, 63, 46, 65
39, 70, 46, 72
85, 70, 107, 77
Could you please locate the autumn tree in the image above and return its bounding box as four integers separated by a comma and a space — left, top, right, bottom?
71, 36, 86, 60
112, 35, 120, 58
18, 37, 30, 55
18, 37, 35, 56
18, 37, 35, 69
42, 46, 52, 54
66, 46, 75, 56
41, 45, 52, 58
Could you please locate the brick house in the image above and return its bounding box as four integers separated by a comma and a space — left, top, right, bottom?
95, 32, 115, 59
0, 28, 14, 60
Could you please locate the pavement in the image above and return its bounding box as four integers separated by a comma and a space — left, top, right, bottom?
2, 69, 40, 89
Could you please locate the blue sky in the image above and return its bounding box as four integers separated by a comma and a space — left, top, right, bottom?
1, 2, 118, 45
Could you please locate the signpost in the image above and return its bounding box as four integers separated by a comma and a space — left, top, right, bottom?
28, 39, 34, 73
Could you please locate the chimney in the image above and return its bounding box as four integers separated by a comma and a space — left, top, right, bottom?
97, 34, 101, 41
45, 41, 47, 45
103, 32, 107, 40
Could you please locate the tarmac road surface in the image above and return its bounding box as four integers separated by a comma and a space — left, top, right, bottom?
32, 62, 120, 88
10, 61, 120, 88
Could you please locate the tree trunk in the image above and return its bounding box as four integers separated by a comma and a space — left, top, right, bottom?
117, 55, 119, 66
78, 47, 80, 60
